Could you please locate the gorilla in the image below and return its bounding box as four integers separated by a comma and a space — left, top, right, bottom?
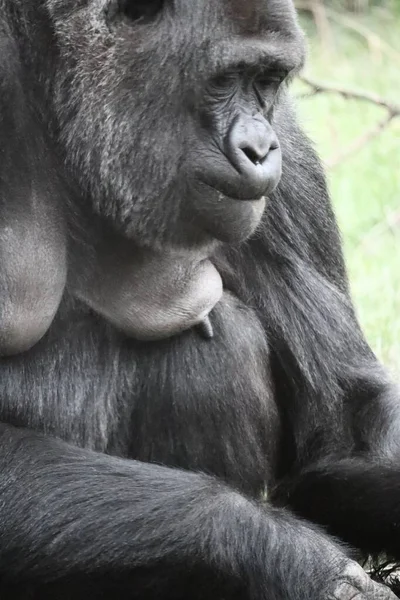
0, 1, 399, 599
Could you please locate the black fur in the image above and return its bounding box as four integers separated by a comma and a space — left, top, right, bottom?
0, 1, 399, 599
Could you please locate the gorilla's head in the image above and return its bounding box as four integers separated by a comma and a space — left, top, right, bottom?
25, 0, 305, 250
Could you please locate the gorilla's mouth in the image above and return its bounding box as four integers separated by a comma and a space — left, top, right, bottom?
193, 183, 267, 243
198, 178, 269, 203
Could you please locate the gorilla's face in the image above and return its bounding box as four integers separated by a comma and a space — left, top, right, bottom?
43, 0, 305, 249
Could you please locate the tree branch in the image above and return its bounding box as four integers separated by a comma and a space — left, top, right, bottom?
299, 77, 400, 117
298, 77, 400, 168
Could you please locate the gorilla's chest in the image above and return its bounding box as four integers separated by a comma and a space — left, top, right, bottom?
126, 307, 280, 495
0, 294, 279, 497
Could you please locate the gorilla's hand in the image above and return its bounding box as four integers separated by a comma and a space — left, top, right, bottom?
327, 563, 396, 600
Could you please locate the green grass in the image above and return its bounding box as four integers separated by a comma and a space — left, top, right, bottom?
295, 8, 400, 375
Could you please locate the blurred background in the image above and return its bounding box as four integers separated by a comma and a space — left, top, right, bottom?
294, 0, 400, 375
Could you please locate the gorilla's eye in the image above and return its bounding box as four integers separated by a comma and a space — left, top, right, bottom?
115, 0, 164, 23
253, 70, 288, 107
212, 73, 239, 89
255, 70, 288, 92
208, 72, 240, 100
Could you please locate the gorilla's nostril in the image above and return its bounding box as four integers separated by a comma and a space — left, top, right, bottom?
242, 146, 265, 165
222, 115, 282, 199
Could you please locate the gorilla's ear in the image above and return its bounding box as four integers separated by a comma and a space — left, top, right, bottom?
0, 21, 67, 356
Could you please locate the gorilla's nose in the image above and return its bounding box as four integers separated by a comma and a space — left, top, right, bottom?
225, 115, 282, 199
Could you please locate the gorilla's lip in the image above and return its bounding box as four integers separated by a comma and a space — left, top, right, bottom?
198, 179, 265, 203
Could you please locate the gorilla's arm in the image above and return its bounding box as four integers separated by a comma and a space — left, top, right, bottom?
239, 102, 400, 559
0, 422, 375, 600
280, 457, 400, 559
0, 21, 66, 356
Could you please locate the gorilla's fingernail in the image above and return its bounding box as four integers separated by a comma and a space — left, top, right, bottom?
198, 316, 214, 340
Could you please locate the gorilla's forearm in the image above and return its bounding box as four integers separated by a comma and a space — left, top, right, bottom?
0, 423, 354, 600
281, 454, 400, 558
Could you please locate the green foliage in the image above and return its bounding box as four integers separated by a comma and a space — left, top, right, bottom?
296, 9, 400, 374
317, 0, 392, 11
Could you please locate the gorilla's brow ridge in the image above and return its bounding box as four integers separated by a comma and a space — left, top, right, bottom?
208, 37, 306, 78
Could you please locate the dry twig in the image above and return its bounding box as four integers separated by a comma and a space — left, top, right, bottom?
299, 77, 400, 116
299, 76, 400, 167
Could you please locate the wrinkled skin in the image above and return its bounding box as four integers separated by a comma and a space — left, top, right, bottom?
0, 1, 400, 600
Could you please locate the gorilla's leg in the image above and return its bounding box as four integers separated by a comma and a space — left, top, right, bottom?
280, 377, 400, 560
281, 455, 400, 559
